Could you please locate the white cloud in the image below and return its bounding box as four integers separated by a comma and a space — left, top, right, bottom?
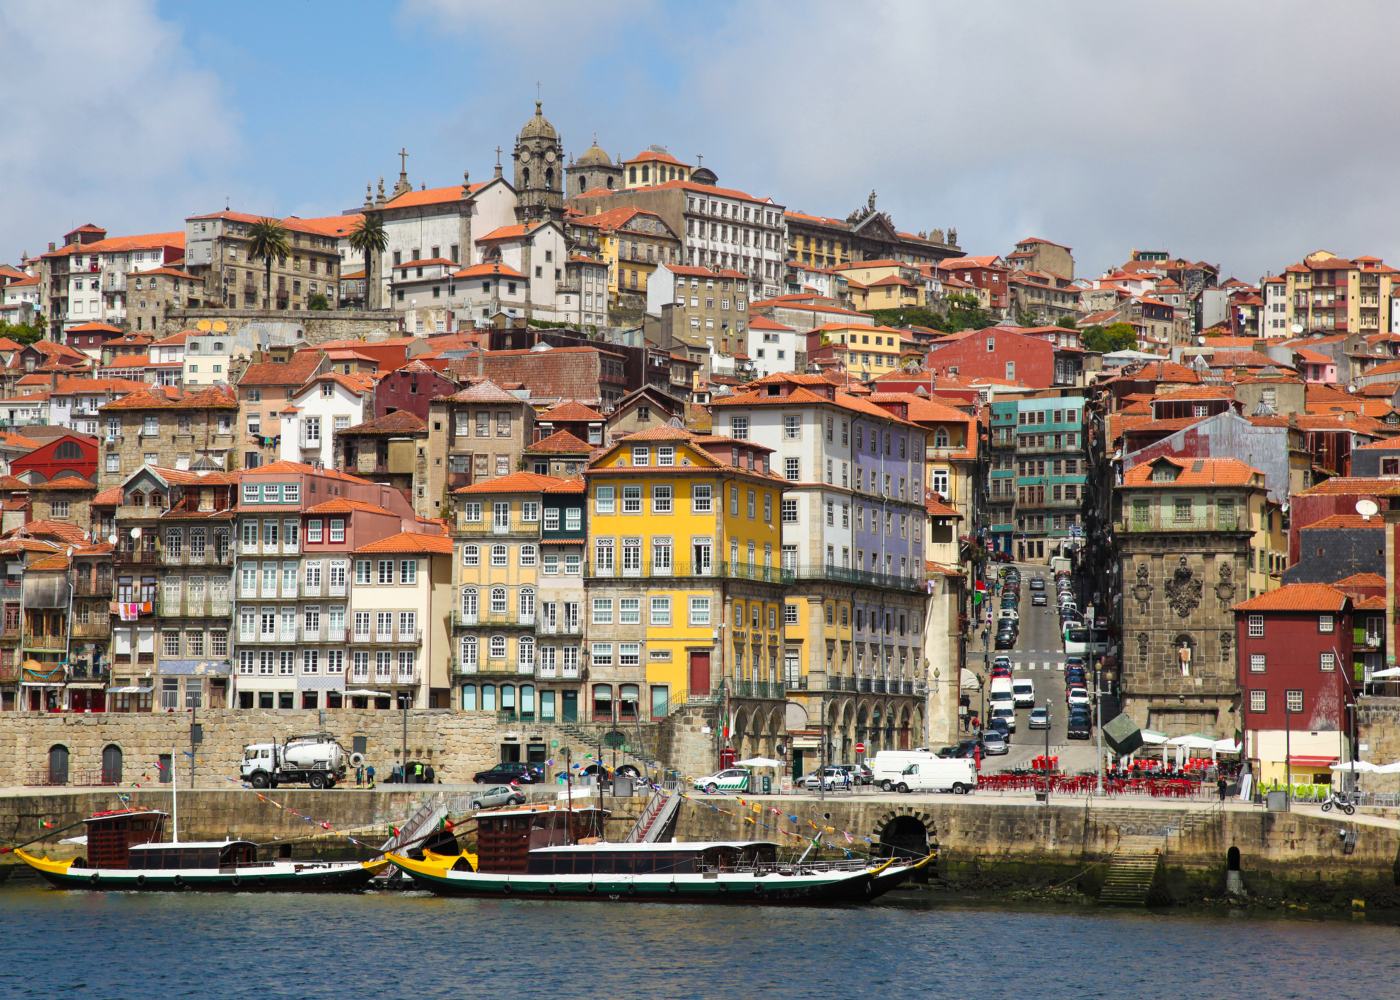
0, 0, 237, 259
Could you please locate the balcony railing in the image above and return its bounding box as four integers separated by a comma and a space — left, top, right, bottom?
22, 633, 67, 652
537, 622, 583, 637
455, 519, 527, 536
452, 610, 535, 629
1123, 512, 1242, 533
350, 629, 420, 645
788, 563, 924, 593
586, 558, 792, 585
729, 679, 786, 700
110, 599, 157, 617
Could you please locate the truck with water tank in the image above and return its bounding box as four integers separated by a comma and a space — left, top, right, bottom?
241, 734, 348, 789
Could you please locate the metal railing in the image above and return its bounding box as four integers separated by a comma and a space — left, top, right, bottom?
587, 559, 793, 585
451, 610, 535, 629
788, 563, 924, 593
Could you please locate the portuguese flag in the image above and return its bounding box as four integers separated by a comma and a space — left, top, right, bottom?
972, 579, 987, 606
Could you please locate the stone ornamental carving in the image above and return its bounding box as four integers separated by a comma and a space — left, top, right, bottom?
1165, 556, 1201, 618
1215, 562, 1237, 609
1131, 562, 1154, 615
1137, 632, 1149, 663
1220, 630, 1233, 663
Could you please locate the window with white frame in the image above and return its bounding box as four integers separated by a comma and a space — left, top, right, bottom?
652, 485, 672, 514
1318, 614, 1334, 634
622, 486, 642, 513
650, 597, 671, 625
1249, 689, 1265, 713
1247, 614, 1264, 638
692, 484, 712, 513
1320, 651, 1335, 671
490, 544, 507, 567
595, 487, 615, 514
688, 596, 711, 626
489, 635, 507, 659
1286, 689, 1303, 713
1250, 653, 1265, 673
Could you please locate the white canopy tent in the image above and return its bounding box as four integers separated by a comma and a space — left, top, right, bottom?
736, 757, 782, 769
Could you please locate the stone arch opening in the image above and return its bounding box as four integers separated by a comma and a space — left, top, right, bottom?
101, 743, 123, 785
47, 744, 69, 785
1227, 846, 1241, 872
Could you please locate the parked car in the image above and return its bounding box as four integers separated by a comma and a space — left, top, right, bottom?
938, 740, 981, 759
800, 766, 849, 791
693, 768, 751, 794
995, 632, 1016, 650
1064, 668, 1087, 687
990, 705, 1017, 733
1031, 593, 1048, 607
1066, 687, 1091, 708
1028, 706, 1051, 729
472, 762, 543, 784
993, 655, 1012, 670
840, 762, 875, 785
986, 716, 1012, 741
990, 662, 1013, 680
470, 785, 527, 809
981, 732, 1009, 755
1067, 710, 1092, 740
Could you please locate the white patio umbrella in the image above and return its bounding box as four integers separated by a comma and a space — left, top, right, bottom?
1168, 733, 1217, 767
1373, 762, 1400, 774
736, 757, 782, 768
1330, 760, 1379, 773
1368, 668, 1400, 679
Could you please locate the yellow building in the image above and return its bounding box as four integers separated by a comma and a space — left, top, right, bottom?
833, 259, 930, 312
813, 322, 907, 377
567, 206, 681, 311
584, 426, 788, 760
1274, 251, 1397, 337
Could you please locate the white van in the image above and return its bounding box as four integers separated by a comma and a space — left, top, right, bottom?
988, 684, 1015, 715
1012, 678, 1036, 708
869, 750, 939, 791
990, 676, 1014, 697
896, 758, 977, 794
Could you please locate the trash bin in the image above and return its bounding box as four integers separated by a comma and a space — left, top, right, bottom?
1265, 790, 1288, 811
762, 775, 772, 794
1034, 790, 1048, 803
612, 775, 634, 797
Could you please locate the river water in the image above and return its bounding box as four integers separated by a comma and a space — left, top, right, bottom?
2, 885, 1396, 999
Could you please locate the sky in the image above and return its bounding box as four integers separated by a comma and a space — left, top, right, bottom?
4, 0, 1400, 281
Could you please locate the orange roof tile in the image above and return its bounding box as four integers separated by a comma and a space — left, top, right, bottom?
1121, 456, 1262, 487
26, 475, 95, 491
1332, 572, 1387, 589
1233, 584, 1348, 613
381, 182, 487, 210
525, 429, 593, 455
452, 262, 524, 280
456, 471, 582, 495
353, 531, 452, 555
303, 498, 397, 516
540, 400, 604, 423
1302, 514, 1385, 530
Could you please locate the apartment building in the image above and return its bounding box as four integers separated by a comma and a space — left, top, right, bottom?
51, 229, 186, 331
234, 351, 330, 469
424, 378, 536, 504
644, 264, 751, 365
98, 386, 239, 486
567, 205, 681, 314
183, 212, 342, 311
278, 372, 373, 470
987, 392, 1088, 562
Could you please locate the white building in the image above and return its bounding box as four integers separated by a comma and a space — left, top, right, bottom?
1261, 277, 1289, 337
746, 315, 803, 377
0, 275, 41, 324
279, 373, 372, 469
63, 232, 185, 329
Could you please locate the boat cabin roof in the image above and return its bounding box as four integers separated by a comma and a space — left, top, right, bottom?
130, 840, 258, 851
532, 841, 777, 854
83, 809, 166, 825
478, 802, 609, 820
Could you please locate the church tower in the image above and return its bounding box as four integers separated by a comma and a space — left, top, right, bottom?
513, 101, 564, 224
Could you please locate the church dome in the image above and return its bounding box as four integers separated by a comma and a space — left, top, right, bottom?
518, 101, 558, 141
576, 141, 611, 167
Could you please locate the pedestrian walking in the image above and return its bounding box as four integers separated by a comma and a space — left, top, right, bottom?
356, 764, 364, 787
843, 768, 852, 793
366, 764, 376, 788
1217, 775, 1228, 802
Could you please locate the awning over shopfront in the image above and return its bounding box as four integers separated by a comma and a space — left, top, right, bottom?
1287, 755, 1338, 768
107, 685, 153, 695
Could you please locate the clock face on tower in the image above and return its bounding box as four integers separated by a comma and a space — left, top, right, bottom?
545, 149, 557, 164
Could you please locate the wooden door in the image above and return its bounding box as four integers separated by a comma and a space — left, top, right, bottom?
689, 651, 711, 697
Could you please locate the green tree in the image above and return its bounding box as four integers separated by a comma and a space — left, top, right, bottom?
941, 292, 993, 332
867, 306, 946, 330
307, 293, 329, 311
348, 213, 388, 310
0, 321, 44, 345
1055, 314, 1078, 330
247, 217, 290, 312
1080, 321, 1137, 353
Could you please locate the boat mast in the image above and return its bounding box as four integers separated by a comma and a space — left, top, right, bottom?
170, 747, 179, 843
564, 747, 573, 846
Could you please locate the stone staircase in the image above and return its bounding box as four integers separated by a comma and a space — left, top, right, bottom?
1099, 835, 1164, 906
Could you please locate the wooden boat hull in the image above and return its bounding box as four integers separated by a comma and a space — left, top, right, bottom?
14, 850, 386, 892
385, 851, 929, 905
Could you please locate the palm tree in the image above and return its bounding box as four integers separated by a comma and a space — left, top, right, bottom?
348, 214, 388, 310
247, 217, 290, 312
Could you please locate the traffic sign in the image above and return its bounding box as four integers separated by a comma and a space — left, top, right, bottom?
854, 741, 866, 754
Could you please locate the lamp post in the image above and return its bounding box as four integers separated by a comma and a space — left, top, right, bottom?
1283, 701, 1292, 811
1043, 696, 1052, 805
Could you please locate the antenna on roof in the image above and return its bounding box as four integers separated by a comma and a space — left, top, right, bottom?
1356, 498, 1379, 521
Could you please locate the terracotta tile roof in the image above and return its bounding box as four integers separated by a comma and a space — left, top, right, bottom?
144, 467, 239, 487
567, 206, 670, 234
353, 531, 452, 555
1355, 436, 1400, 450
238, 352, 326, 388
525, 429, 593, 455
20, 519, 90, 544
925, 496, 961, 518
1302, 514, 1385, 530
27, 552, 71, 572
394, 257, 457, 270
1233, 583, 1348, 613
249, 460, 370, 485
100, 385, 237, 411
664, 264, 748, 281
540, 400, 604, 422
452, 262, 524, 279
0, 431, 41, 450
748, 316, 795, 332
92, 486, 122, 505
455, 471, 582, 495
1296, 476, 1400, 497
66, 322, 124, 334
381, 182, 487, 210
1332, 572, 1386, 589
1152, 385, 1237, 401
443, 378, 521, 404
340, 410, 426, 436
712, 383, 921, 429
285, 213, 363, 238
138, 267, 200, 282
1121, 456, 1262, 487
866, 392, 973, 425
303, 498, 397, 516
26, 475, 95, 491
626, 148, 689, 167
66, 230, 185, 254
1354, 595, 1387, 610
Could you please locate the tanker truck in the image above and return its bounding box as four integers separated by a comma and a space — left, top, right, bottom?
241, 734, 348, 789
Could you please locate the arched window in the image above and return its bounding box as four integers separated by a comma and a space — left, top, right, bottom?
519, 587, 535, 621
933, 427, 949, 448
460, 684, 477, 710
619, 684, 640, 721
460, 587, 478, 622
518, 635, 535, 671
522, 167, 531, 189
500, 684, 516, 713
592, 683, 613, 722
520, 684, 535, 718
544, 167, 554, 191
490, 587, 507, 615
458, 635, 477, 672
48, 744, 69, 785
578, 176, 587, 194
489, 635, 506, 659
55, 441, 82, 460
101, 743, 123, 784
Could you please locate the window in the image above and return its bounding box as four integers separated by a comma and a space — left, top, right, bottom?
592, 598, 614, 625
461, 545, 479, 568
783, 414, 800, 439
306, 519, 323, 543
490, 544, 507, 567
521, 501, 539, 523
329, 519, 345, 543
565, 508, 581, 532
631, 446, 650, 467
594, 538, 614, 572
657, 446, 675, 467
1320, 651, 1335, 672
622, 486, 642, 513
784, 457, 800, 481
650, 597, 671, 626
489, 636, 507, 660
688, 596, 711, 626
784, 603, 799, 625
1249, 689, 1266, 713
591, 643, 614, 667
731, 416, 749, 439
1247, 614, 1264, 638
400, 559, 417, 584
781, 499, 798, 523
1318, 614, 1335, 634
377, 559, 394, 584
543, 508, 560, 531
652, 485, 672, 514
1286, 689, 1303, 714
692, 485, 712, 513
595, 486, 615, 514
1250, 653, 1266, 673
619, 598, 641, 625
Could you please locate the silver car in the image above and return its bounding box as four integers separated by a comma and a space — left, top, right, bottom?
471, 785, 527, 809
981, 732, 1009, 755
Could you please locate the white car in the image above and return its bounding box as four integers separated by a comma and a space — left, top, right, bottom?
693, 768, 750, 794
990, 705, 1017, 732
1066, 687, 1091, 708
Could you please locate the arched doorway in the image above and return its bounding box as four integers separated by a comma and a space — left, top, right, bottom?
48, 744, 69, 785
1227, 846, 1241, 872
878, 815, 931, 875
101, 744, 123, 785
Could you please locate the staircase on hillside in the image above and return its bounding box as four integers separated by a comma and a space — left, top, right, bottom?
1098, 835, 1164, 907
624, 787, 683, 843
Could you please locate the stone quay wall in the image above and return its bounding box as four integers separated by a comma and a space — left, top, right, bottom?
0, 708, 730, 789
1358, 697, 1400, 765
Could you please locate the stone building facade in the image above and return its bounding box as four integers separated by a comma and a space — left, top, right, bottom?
98, 386, 239, 486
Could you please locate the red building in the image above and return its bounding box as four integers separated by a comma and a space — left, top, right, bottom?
923, 326, 1085, 389
9, 433, 97, 482
1234, 583, 1355, 785
1286, 477, 1400, 565
372, 359, 457, 421
938, 256, 1009, 312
